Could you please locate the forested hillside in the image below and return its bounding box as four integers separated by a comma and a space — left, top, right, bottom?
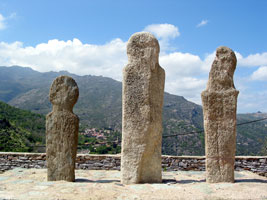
0, 101, 45, 152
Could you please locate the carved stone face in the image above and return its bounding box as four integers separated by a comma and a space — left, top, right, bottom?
49, 76, 79, 109
207, 46, 237, 91
127, 32, 160, 64
215, 46, 237, 78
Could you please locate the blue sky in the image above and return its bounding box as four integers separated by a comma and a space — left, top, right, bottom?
0, 0, 266, 113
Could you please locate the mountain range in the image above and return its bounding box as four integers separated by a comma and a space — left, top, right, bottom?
0, 66, 266, 155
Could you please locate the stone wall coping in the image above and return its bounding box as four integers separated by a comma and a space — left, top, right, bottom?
162, 155, 205, 159
77, 154, 121, 158
235, 156, 267, 159
0, 152, 46, 156
0, 152, 266, 159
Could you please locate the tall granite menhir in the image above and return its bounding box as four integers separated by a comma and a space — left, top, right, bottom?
46, 76, 79, 181
121, 32, 165, 184
201, 46, 239, 183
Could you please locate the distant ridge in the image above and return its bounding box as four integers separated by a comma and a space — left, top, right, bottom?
0, 66, 266, 155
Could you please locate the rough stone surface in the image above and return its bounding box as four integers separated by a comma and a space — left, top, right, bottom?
121, 32, 165, 184
201, 46, 239, 183
46, 76, 79, 182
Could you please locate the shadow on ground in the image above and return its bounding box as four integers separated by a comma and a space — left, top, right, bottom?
235, 179, 267, 183
163, 179, 206, 184
74, 177, 267, 184
75, 178, 120, 183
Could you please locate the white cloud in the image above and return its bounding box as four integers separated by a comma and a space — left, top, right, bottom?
237, 90, 267, 113
159, 51, 214, 104
144, 24, 180, 40
201, 51, 215, 72
165, 77, 207, 104
0, 13, 6, 30
160, 52, 203, 77
196, 20, 208, 28
0, 12, 16, 30
143, 24, 180, 52
251, 66, 267, 81
237, 52, 267, 67
0, 38, 127, 80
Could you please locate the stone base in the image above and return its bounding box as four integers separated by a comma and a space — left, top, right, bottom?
206, 157, 235, 183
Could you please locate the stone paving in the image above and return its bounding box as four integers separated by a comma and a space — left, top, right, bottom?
0, 168, 266, 200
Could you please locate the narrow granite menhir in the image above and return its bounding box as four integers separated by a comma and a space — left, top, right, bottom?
201, 46, 239, 183
46, 76, 79, 181
121, 32, 165, 184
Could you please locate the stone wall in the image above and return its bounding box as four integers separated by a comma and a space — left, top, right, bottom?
0, 152, 266, 177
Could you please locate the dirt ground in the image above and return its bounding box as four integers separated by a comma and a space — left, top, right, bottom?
0, 168, 266, 200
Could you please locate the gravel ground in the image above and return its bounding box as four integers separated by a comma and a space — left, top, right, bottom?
0, 168, 266, 200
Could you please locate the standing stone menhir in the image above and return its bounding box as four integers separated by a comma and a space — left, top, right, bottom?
201, 46, 239, 183
46, 75, 79, 182
121, 32, 165, 184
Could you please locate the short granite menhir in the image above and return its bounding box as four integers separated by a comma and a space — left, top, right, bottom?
46, 76, 79, 182
121, 32, 165, 184
201, 46, 239, 183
